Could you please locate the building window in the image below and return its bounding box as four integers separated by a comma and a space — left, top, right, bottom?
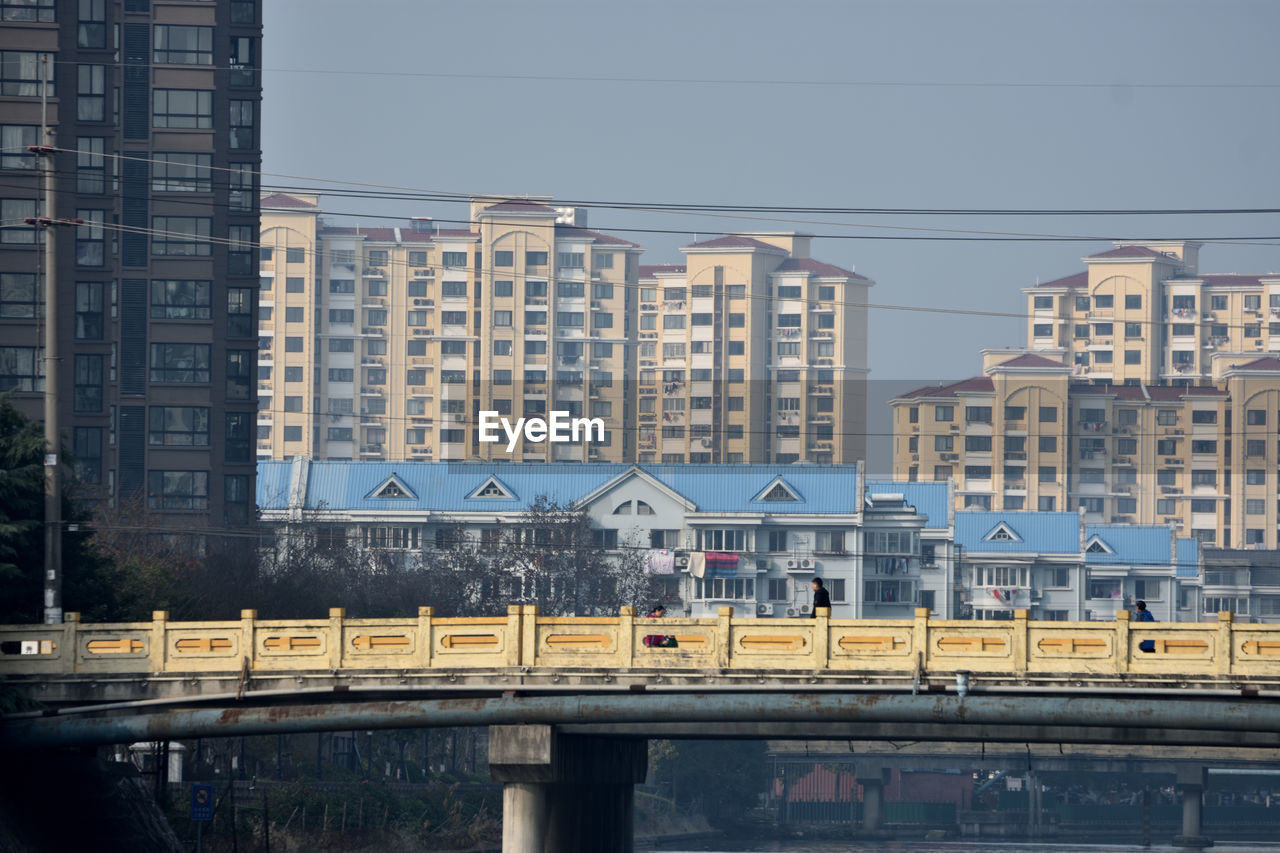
75, 210, 105, 266
227, 288, 252, 337
934, 405, 953, 422
525, 251, 548, 267
225, 412, 251, 462
148, 406, 210, 446
150, 280, 211, 319
152, 217, 212, 256
154, 25, 213, 65
153, 153, 212, 192
0, 125, 36, 169
228, 162, 255, 212
229, 100, 254, 149
72, 354, 102, 412
557, 252, 584, 269
0, 272, 38, 319
1039, 406, 1057, 423
75, 136, 106, 192
965, 406, 992, 423
149, 343, 211, 383
74, 282, 103, 338
0, 51, 53, 97
153, 89, 213, 129
439, 251, 467, 268
72, 427, 101, 485
147, 471, 209, 511
4, 0, 55, 24
0, 347, 43, 391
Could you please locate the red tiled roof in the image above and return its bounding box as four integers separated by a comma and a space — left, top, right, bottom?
1198, 274, 1279, 287
483, 200, 556, 213
554, 224, 638, 247
1035, 271, 1088, 289
897, 376, 995, 399
261, 193, 317, 209
1086, 245, 1168, 260
639, 264, 685, 278
682, 235, 786, 251
773, 257, 869, 280
996, 353, 1069, 369
1229, 356, 1280, 372
435, 228, 479, 238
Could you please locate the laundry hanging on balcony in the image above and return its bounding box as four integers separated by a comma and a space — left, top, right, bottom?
705, 551, 740, 577
645, 549, 675, 575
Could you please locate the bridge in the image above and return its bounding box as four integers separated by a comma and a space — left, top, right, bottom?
3, 606, 1279, 851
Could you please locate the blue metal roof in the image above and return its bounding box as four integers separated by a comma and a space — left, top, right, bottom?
955, 511, 1081, 554
257, 461, 860, 515
865, 481, 950, 528
1175, 537, 1200, 578
1084, 524, 1173, 566
256, 461, 294, 510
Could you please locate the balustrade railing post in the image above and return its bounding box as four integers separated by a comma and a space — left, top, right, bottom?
1216, 611, 1234, 676
1012, 609, 1029, 674
716, 606, 733, 668
618, 606, 635, 669
1114, 609, 1131, 674
418, 606, 434, 669
62, 611, 79, 674
813, 606, 830, 670
912, 607, 931, 673
521, 605, 539, 668
149, 610, 168, 673
326, 608, 343, 670
506, 605, 523, 667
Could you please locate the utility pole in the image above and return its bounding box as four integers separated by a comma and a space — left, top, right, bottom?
38, 53, 62, 625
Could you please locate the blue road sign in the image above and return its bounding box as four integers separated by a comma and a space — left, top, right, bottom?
190, 784, 214, 822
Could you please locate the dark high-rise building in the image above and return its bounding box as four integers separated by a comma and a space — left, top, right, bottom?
0, 0, 262, 529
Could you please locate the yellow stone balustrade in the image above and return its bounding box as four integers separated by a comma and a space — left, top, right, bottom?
1, 606, 1278, 680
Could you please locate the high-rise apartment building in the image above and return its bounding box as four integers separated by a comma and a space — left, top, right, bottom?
1025, 241, 1280, 384
892, 243, 1280, 549
637, 235, 871, 464
0, 1, 262, 526
258, 195, 640, 462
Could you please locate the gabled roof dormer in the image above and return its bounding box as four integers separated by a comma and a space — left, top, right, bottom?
983, 521, 1022, 543
753, 476, 803, 503
467, 475, 516, 500
1085, 535, 1114, 555
366, 473, 416, 501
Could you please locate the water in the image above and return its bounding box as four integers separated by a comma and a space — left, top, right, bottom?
656, 844, 1280, 852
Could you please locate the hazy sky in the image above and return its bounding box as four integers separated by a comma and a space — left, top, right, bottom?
262, 0, 1280, 382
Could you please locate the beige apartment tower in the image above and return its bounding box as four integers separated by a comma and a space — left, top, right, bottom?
638, 235, 872, 464
258, 195, 639, 462
893, 242, 1280, 549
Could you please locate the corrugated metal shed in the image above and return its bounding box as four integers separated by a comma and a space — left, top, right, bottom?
955, 511, 1081, 554
256, 461, 294, 510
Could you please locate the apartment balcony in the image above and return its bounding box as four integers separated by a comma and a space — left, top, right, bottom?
361, 357, 384, 366
525, 297, 548, 306
360, 386, 385, 397
362, 297, 387, 309
1078, 420, 1107, 433
1169, 307, 1197, 320
359, 445, 385, 456
361, 327, 385, 337
409, 298, 435, 308
809, 330, 833, 340
808, 385, 833, 396
362, 268, 387, 279
410, 329, 436, 337
1003, 451, 1027, 461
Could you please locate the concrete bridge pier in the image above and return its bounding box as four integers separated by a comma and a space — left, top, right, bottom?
489, 724, 647, 853
859, 764, 891, 834
1172, 765, 1212, 849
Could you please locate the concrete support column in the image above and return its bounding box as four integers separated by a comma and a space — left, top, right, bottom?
502, 783, 549, 853
490, 725, 647, 853
859, 765, 890, 834
1172, 765, 1211, 849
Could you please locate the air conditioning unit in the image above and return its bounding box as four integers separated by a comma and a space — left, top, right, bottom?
800, 558, 813, 569
785, 607, 799, 618
757, 603, 773, 616
675, 555, 689, 567
786, 559, 798, 569
799, 604, 812, 615
756, 559, 770, 571
700, 438, 712, 448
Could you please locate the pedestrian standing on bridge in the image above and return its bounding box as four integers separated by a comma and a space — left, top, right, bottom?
643, 604, 677, 647
810, 577, 831, 617
1135, 599, 1156, 653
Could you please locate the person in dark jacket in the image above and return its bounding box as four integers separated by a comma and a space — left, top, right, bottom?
1135, 599, 1156, 653
811, 577, 831, 616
